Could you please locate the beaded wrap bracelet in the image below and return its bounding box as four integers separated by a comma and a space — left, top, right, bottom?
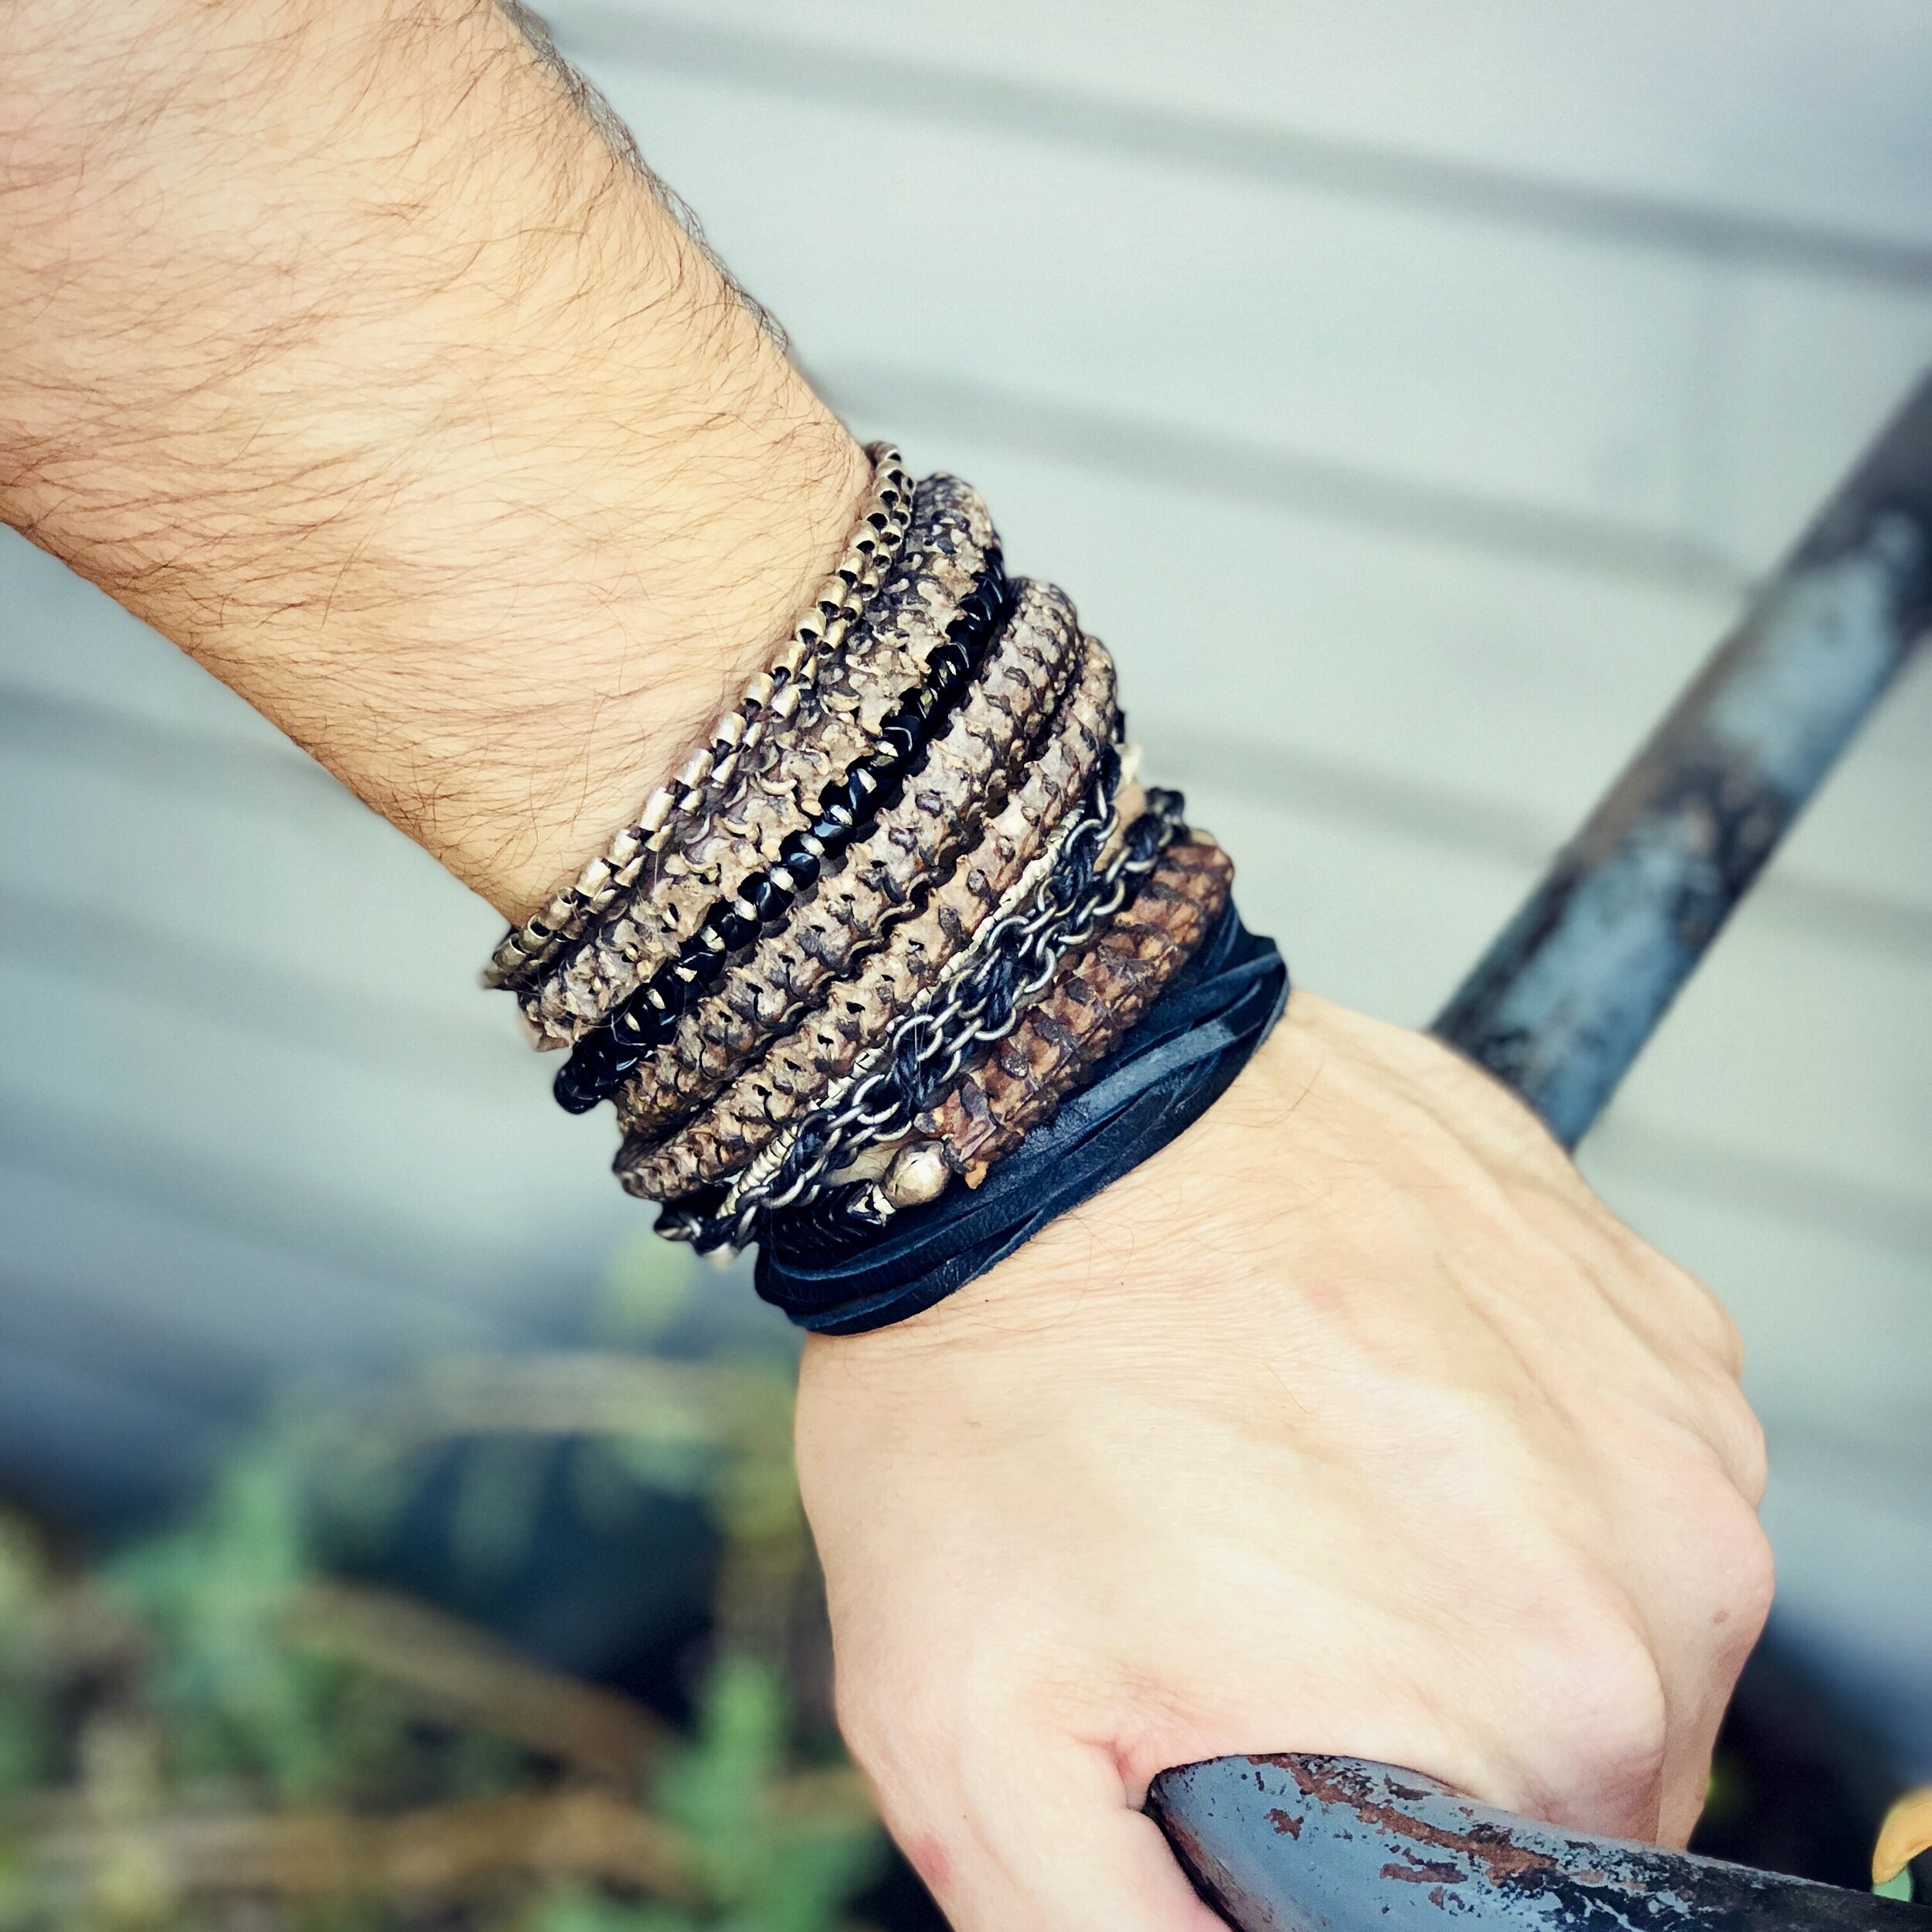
522, 475, 1000, 1045
904, 837, 1235, 1185
484, 458, 1289, 1334
746, 828, 1221, 1248
554, 556, 1033, 1114
754, 900, 1287, 1334
613, 673, 1128, 1199
655, 776, 1185, 1253
638, 472, 997, 903
607, 603, 1107, 1151
486, 444, 915, 992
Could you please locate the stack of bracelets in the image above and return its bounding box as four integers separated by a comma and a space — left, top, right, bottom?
485, 446, 1288, 1333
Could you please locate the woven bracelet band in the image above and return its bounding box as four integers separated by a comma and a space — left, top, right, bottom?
483, 458, 1287, 1333
485, 444, 915, 992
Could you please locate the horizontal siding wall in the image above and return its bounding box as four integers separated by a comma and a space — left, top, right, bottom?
559, 1, 1932, 257
2, 0, 1929, 1748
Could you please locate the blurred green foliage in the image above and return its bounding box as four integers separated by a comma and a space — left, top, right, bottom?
0, 1246, 882, 1931
529, 1659, 881, 1932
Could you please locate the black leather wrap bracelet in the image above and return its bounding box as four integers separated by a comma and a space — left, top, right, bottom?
753, 899, 1288, 1334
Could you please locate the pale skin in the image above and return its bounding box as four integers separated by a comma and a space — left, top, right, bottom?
1, 5, 1774, 1930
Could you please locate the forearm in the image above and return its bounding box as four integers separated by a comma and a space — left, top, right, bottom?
0, 0, 868, 917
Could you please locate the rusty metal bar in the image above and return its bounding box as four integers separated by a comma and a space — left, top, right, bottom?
1148, 373, 1932, 1927
1434, 376, 1932, 1145
1156, 1755, 1927, 1932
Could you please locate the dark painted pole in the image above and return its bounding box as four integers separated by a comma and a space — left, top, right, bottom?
1434, 384, 1932, 1145
1155, 1755, 1929, 1932
1148, 372, 1932, 1929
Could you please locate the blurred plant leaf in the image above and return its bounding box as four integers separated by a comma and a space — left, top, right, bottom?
0, 1333, 881, 1931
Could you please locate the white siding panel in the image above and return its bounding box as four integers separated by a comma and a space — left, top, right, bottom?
1183, 781, 1932, 1213
0, 696, 500, 1010
1711, 271, 1932, 563
1599, 906, 1932, 1216
1164, 784, 1532, 1029
0, 957, 599, 1277
1582, 1145, 1932, 1461
588, 65, 1719, 546
4, 529, 294, 748
0, 1163, 489, 1375
1757, 1447, 1932, 1779
555, 0, 1932, 258
833, 430, 1932, 923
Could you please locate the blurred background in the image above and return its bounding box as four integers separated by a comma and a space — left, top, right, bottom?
2, 1, 1930, 1923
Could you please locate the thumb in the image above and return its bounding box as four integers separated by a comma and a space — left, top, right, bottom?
894, 1733, 1230, 1932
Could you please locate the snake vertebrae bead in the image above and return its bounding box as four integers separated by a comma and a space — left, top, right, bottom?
649, 780, 1184, 1250
608, 582, 1097, 1138
546, 560, 1029, 1116
614, 634, 1121, 1198
485, 444, 913, 990
519, 475, 1000, 1044
641, 474, 998, 902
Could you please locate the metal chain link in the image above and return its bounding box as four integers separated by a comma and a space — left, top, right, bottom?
660, 781, 1185, 1251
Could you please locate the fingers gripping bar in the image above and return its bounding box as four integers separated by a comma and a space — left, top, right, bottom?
1147, 374, 1932, 1932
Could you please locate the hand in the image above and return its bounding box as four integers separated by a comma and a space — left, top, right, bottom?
796, 991, 1772, 1932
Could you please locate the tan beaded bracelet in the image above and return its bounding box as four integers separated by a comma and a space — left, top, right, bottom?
604, 581, 1094, 1143
483, 442, 913, 990
518, 473, 998, 1045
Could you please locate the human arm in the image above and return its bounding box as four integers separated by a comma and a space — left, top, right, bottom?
0, 0, 868, 916
0, 5, 1774, 1930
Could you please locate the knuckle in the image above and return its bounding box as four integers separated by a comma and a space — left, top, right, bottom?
1668, 1447, 1774, 1615
1668, 1360, 1767, 1502
1692, 1284, 1748, 1378
1579, 1650, 1672, 1804
831, 1668, 889, 1771
1710, 1380, 1770, 1505
832, 1631, 1023, 1804
1641, 1458, 1774, 1662
1702, 1487, 1777, 1642
832, 1648, 932, 1781
1522, 1582, 1672, 1798
1644, 1250, 1745, 1376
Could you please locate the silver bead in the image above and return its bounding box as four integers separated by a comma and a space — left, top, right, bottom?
883, 1142, 951, 1209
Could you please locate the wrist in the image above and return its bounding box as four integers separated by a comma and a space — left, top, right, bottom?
795, 988, 1558, 1369
795, 1008, 1305, 1382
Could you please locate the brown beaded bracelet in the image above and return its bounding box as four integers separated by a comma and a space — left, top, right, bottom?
894, 835, 1234, 1196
